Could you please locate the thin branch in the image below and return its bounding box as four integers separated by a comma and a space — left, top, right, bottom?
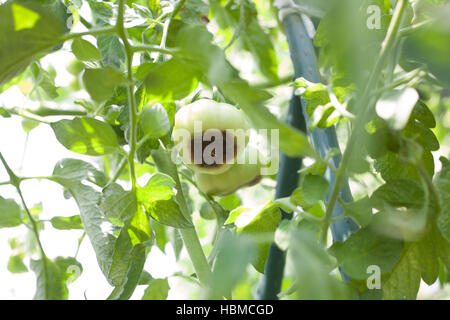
224, 0, 246, 51
374, 68, 426, 96
79, 15, 93, 29
253, 74, 294, 89
108, 156, 128, 185
0, 152, 49, 298
151, 149, 212, 287
399, 19, 434, 37
117, 0, 138, 192
27, 106, 86, 117
154, 0, 186, 61
321, 0, 408, 245
5, 108, 51, 124
74, 232, 86, 259
131, 44, 178, 55
59, 25, 117, 42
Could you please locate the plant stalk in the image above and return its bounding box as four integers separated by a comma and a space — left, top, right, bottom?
0, 152, 49, 299
321, 0, 408, 244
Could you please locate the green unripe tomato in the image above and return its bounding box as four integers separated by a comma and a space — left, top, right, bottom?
195, 145, 262, 196
172, 99, 250, 174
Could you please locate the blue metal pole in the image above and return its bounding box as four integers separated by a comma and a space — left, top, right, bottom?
257, 10, 358, 300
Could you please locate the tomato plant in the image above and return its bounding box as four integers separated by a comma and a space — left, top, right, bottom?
0, 0, 449, 300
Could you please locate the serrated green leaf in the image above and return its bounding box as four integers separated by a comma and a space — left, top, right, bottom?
413, 101, 436, 129
97, 34, 125, 69
144, 59, 199, 103
51, 158, 108, 187
342, 197, 373, 227
51, 117, 119, 156
329, 228, 403, 280
142, 278, 170, 300
21, 118, 39, 133
139, 103, 171, 139
52, 160, 116, 281
138, 270, 153, 285
7, 255, 28, 273
108, 243, 147, 300
54, 256, 83, 282
0, 1, 66, 86
82, 66, 127, 101
274, 220, 293, 251
232, 201, 281, 273
210, 231, 255, 297
151, 220, 168, 252
290, 229, 352, 299
100, 183, 136, 222
199, 201, 216, 220
416, 225, 440, 285
144, 199, 192, 229
242, 17, 278, 81
31, 258, 70, 300
382, 245, 421, 300
218, 193, 242, 211
374, 150, 434, 183
71, 38, 101, 65
403, 10, 450, 88
436, 157, 450, 242
403, 120, 439, 151
301, 174, 329, 205
371, 179, 424, 210
179, 0, 209, 26
50, 215, 83, 230
137, 173, 176, 204
0, 196, 22, 228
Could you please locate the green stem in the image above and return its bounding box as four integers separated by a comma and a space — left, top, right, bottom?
154, 0, 186, 62
399, 19, 433, 37
417, 164, 441, 216
253, 74, 294, 90
117, 0, 138, 192
27, 106, 86, 117
5, 108, 51, 124
60, 25, 117, 42
151, 149, 212, 287
320, 0, 408, 245
79, 15, 93, 29
178, 228, 212, 285
19, 176, 53, 182
0, 152, 49, 299
74, 232, 86, 259
131, 44, 178, 55
108, 156, 128, 185
177, 169, 227, 262
116, 0, 211, 289
374, 68, 425, 96
172, 0, 187, 17
224, 0, 245, 51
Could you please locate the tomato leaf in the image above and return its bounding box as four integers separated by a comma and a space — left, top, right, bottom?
0, 1, 66, 86
71, 38, 102, 66
50, 215, 83, 230
51, 117, 119, 156
0, 196, 22, 228
141, 278, 170, 300
329, 228, 403, 280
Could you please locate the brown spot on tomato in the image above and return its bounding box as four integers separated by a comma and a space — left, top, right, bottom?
200, 14, 210, 23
